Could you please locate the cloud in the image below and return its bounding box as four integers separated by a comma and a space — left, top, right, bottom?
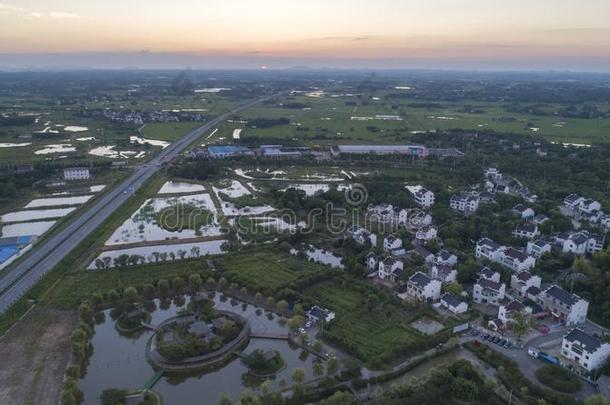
0, 3, 79, 19
49, 12, 79, 19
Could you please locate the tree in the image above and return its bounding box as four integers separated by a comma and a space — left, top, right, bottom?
313, 340, 323, 353
255, 292, 263, 303
313, 361, 324, 376
288, 316, 304, 331
100, 389, 127, 405
327, 356, 339, 374
189, 274, 202, 290
218, 277, 228, 291
78, 301, 93, 322
206, 277, 217, 290
218, 394, 232, 405
142, 283, 155, 298
173, 277, 186, 291
292, 367, 305, 384
277, 300, 289, 314
319, 391, 359, 404
266, 296, 275, 308
584, 395, 608, 405
509, 310, 534, 340
123, 286, 138, 302
294, 303, 304, 316
445, 282, 464, 296
157, 279, 170, 295
106, 289, 120, 302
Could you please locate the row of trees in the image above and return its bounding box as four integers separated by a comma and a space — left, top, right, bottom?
93, 246, 204, 269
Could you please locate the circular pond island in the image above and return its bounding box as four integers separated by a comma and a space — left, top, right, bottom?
241, 349, 285, 377
147, 310, 250, 372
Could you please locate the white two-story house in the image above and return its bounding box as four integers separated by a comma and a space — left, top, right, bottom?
441, 293, 468, 314
512, 223, 539, 240
413, 188, 435, 209
562, 329, 610, 373
510, 271, 542, 298
378, 257, 404, 282
415, 225, 438, 242
383, 235, 403, 253
473, 277, 506, 306
537, 285, 589, 325
450, 193, 480, 214
430, 264, 458, 285
406, 272, 442, 302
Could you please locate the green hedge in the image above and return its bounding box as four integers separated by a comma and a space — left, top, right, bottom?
535, 365, 582, 393
464, 341, 578, 405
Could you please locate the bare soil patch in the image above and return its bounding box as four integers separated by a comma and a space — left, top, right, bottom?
0, 307, 78, 405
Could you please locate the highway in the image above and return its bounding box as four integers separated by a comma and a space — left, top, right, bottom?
0, 94, 276, 314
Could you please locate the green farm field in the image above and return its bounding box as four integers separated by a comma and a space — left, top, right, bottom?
229, 94, 610, 146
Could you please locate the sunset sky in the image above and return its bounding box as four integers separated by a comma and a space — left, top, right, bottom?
1, 0, 610, 70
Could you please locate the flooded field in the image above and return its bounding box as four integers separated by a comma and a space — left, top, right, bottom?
1, 220, 57, 237
213, 180, 251, 198
88, 240, 227, 269
158, 181, 205, 195
1, 207, 77, 223
292, 245, 344, 269
24, 195, 94, 209
105, 194, 222, 246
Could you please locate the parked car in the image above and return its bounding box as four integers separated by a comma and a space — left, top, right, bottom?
537, 324, 550, 334
498, 339, 506, 346
504, 341, 512, 349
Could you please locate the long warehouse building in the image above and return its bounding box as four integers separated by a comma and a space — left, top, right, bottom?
333, 144, 428, 158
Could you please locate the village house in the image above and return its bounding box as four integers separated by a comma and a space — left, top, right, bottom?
533, 214, 549, 225
485, 167, 503, 181
440, 293, 468, 314
430, 264, 458, 284
512, 223, 540, 239
564, 194, 585, 211
561, 329, 610, 373
434, 250, 458, 267
475, 238, 502, 262
510, 271, 542, 298
537, 285, 589, 325
526, 238, 553, 258
497, 299, 528, 324
411, 187, 435, 209
408, 244, 435, 264
383, 235, 403, 253
306, 306, 336, 324
476, 238, 536, 272
555, 231, 605, 255
578, 199, 602, 215
365, 252, 378, 273
473, 268, 506, 306
410, 211, 433, 227
378, 257, 404, 283
497, 247, 536, 272
406, 272, 442, 302
480, 267, 501, 283
450, 193, 480, 214
415, 225, 438, 242
366, 204, 408, 227
346, 225, 377, 247
512, 204, 535, 220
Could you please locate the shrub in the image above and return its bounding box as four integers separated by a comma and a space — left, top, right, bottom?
535, 365, 582, 393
